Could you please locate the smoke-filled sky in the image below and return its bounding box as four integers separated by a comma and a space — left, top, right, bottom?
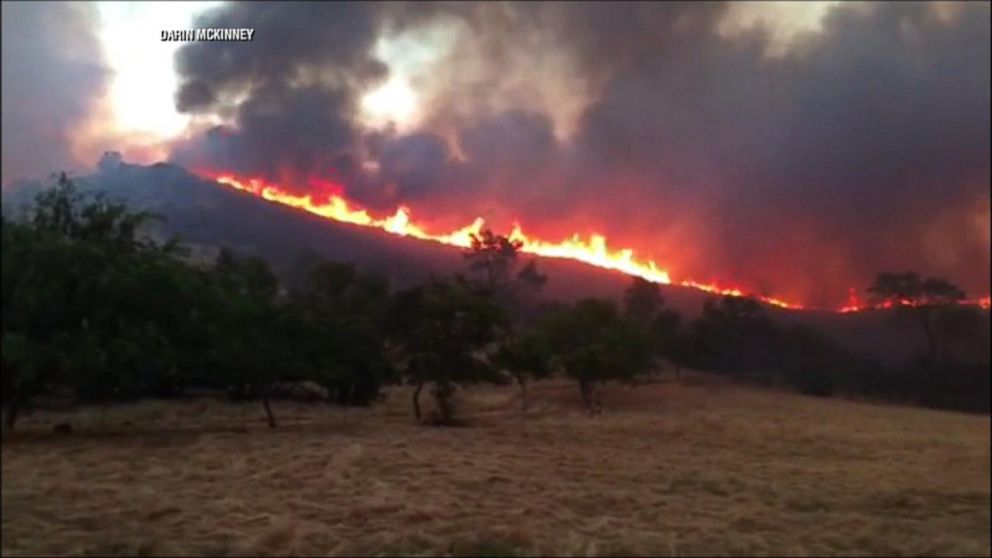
2, 1, 989, 307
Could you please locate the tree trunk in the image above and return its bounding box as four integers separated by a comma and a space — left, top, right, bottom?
518, 375, 528, 413
918, 309, 939, 364
434, 381, 455, 425
412, 381, 424, 422
932, 313, 944, 364
262, 386, 277, 428
579, 379, 595, 414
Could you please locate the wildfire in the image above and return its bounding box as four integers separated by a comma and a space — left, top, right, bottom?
838, 289, 991, 313
204, 171, 987, 314
839, 287, 863, 313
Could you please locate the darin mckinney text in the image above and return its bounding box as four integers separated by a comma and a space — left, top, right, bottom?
161, 29, 255, 42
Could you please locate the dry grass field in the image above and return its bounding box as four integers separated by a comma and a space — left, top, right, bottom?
2, 375, 989, 557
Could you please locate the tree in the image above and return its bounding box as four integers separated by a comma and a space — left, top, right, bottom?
867, 272, 967, 364
465, 230, 523, 290
287, 261, 394, 406
2, 174, 402, 431
205, 253, 396, 426
464, 228, 546, 312
693, 295, 775, 378
622, 277, 685, 380
385, 276, 506, 425
492, 325, 552, 412
464, 229, 548, 410
540, 298, 653, 414
1, 175, 174, 428
208, 249, 283, 426
32, 172, 163, 251
1, 332, 49, 429
622, 277, 665, 326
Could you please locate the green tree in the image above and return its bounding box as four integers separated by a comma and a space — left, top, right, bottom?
3, 174, 398, 431
2, 175, 177, 428
540, 298, 653, 413
492, 325, 552, 412
207, 248, 284, 426
287, 261, 394, 405
385, 276, 505, 425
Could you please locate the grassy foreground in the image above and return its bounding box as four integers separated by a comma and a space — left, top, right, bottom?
2, 375, 989, 557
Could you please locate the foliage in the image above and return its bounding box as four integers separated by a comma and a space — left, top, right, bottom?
622, 277, 687, 377
492, 325, 553, 411
286, 261, 395, 405
2, 174, 987, 432
867, 271, 969, 363
464, 229, 548, 410
2, 174, 179, 426
385, 276, 506, 424
0, 175, 394, 429
539, 298, 654, 413
690, 295, 777, 377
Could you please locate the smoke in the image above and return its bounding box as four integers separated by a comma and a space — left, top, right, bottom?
169, 2, 387, 190
1, 2, 110, 185
167, 1, 989, 306
549, 1, 991, 304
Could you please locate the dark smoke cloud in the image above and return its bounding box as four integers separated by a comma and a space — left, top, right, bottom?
171, 85, 356, 186
169, 2, 991, 306
170, 2, 387, 189
174, 2, 386, 113
458, 110, 559, 186
555, 2, 991, 304
1, 2, 109, 184
378, 132, 450, 195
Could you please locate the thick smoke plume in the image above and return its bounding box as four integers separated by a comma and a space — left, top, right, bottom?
168, 2, 990, 306
170, 3, 386, 194
1, 2, 110, 185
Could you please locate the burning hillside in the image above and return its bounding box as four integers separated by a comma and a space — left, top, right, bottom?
3, 3, 989, 310
202, 170, 989, 313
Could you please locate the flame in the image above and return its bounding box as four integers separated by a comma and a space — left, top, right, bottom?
838, 287, 863, 313
203, 171, 987, 314
839, 289, 991, 313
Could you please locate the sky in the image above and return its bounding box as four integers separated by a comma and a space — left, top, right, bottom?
2, 0, 843, 164
96, 1, 424, 137
97, 2, 220, 138
1, 1, 989, 307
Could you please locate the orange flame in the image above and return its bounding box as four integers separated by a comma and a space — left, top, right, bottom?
203, 171, 987, 314
838, 289, 990, 313
838, 287, 863, 313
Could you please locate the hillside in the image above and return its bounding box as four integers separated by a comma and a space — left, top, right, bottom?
2, 377, 989, 556
2, 162, 987, 366
0, 162, 734, 315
